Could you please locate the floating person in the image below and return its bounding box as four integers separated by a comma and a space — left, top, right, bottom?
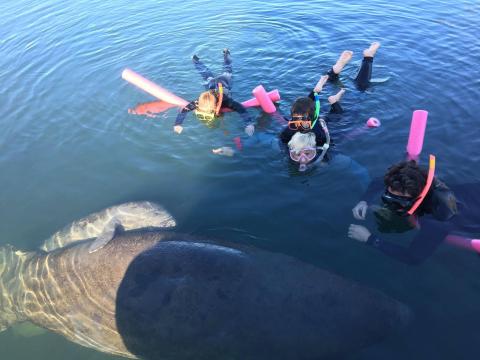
212, 42, 382, 169
348, 159, 480, 265
173, 49, 255, 137
0, 201, 411, 359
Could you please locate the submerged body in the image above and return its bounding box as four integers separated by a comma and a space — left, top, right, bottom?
1, 204, 411, 359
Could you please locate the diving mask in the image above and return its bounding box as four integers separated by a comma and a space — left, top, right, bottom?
289, 147, 317, 163
381, 190, 416, 215
195, 110, 216, 122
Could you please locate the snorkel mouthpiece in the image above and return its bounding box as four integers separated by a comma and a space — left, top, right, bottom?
299, 164, 307, 172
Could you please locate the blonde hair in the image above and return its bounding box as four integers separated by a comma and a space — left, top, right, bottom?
197, 91, 217, 113
288, 132, 316, 152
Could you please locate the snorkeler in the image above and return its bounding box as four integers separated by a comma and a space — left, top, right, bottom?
280, 42, 381, 171
173, 49, 255, 136
347, 159, 480, 265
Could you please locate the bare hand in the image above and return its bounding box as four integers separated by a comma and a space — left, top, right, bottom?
348, 224, 371, 242
212, 146, 235, 157
352, 201, 368, 220
173, 125, 183, 134
245, 124, 255, 137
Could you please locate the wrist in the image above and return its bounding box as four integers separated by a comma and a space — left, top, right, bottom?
366, 234, 381, 247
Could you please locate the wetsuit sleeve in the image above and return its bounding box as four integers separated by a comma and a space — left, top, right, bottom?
366, 219, 449, 265
174, 101, 197, 126
430, 185, 458, 221
222, 97, 253, 124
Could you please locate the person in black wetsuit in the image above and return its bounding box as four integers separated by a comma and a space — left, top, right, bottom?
348, 160, 480, 265
173, 49, 255, 137
278, 42, 381, 171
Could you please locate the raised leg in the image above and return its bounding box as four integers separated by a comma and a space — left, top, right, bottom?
355, 42, 380, 91
192, 55, 215, 82
326, 50, 353, 82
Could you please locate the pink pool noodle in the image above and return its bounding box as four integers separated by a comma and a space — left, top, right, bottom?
122, 68, 189, 107
252, 85, 277, 113
242, 89, 280, 107
406, 110, 428, 158
221, 90, 280, 113
445, 235, 480, 254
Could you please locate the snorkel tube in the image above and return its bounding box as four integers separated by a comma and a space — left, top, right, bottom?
214, 83, 223, 116
315, 119, 330, 163
407, 154, 435, 215
312, 93, 330, 164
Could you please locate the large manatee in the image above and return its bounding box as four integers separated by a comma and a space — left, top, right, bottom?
0, 202, 411, 359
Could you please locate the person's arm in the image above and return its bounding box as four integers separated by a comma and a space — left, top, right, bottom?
351, 177, 384, 220
174, 101, 196, 126
222, 97, 253, 124
366, 220, 448, 265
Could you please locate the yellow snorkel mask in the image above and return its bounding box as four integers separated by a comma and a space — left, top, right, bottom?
194, 109, 216, 122
194, 83, 224, 122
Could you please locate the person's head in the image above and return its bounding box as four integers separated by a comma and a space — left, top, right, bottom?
382, 160, 428, 215
289, 97, 315, 131
288, 132, 317, 171
195, 91, 218, 122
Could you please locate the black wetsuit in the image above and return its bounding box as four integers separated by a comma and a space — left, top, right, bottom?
174, 52, 253, 126
279, 56, 374, 146
362, 178, 480, 265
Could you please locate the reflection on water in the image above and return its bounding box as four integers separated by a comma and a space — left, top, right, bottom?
1, 0, 480, 359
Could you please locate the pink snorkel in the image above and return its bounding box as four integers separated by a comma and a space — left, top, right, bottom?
407, 154, 435, 215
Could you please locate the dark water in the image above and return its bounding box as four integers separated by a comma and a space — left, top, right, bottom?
1, 0, 480, 358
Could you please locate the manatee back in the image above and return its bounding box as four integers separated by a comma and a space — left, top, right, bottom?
115, 239, 411, 360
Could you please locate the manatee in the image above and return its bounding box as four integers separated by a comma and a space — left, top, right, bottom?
0, 203, 412, 359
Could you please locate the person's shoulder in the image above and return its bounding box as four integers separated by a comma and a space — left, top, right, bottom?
431, 179, 458, 221
280, 127, 295, 143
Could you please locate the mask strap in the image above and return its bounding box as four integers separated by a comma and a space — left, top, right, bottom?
407, 155, 436, 215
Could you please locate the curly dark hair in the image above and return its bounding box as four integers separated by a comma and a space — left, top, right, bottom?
384, 160, 428, 198
291, 97, 315, 120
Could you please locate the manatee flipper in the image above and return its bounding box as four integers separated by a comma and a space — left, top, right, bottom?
88, 219, 123, 254
42, 201, 176, 252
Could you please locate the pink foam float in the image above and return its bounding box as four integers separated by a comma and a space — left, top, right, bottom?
122, 68, 189, 107
252, 85, 277, 113
366, 117, 381, 128
444, 235, 480, 254
406, 110, 428, 160
221, 89, 280, 112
